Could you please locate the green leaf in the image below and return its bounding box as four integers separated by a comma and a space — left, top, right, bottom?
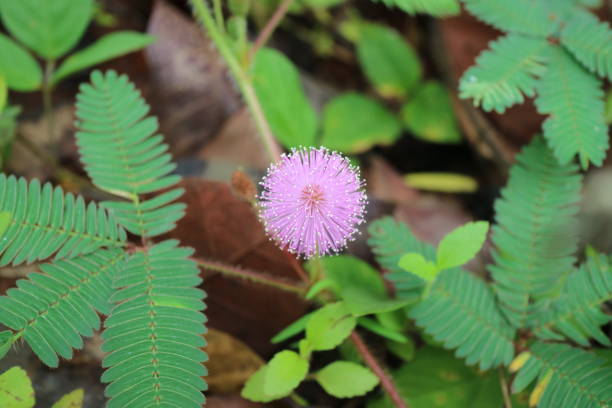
321, 93, 401, 153
0, 367, 35, 408
401, 81, 461, 144
53, 32, 155, 84
306, 302, 356, 351
560, 10, 612, 81
0, 0, 93, 59
265, 350, 309, 397
536, 46, 608, 168
0, 34, 42, 92
462, 0, 555, 37
305, 279, 334, 300
459, 34, 549, 113
368, 347, 504, 408
252, 48, 318, 148
0, 330, 13, 360
367, 217, 431, 301
357, 23, 422, 98
302, 0, 347, 7
358, 316, 409, 343
316, 361, 379, 398
0, 211, 11, 239
436, 221, 488, 270
242, 366, 284, 402
271, 312, 313, 343
404, 173, 478, 193
399, 253, 438, 282
315, 255, 411, 316
51, 389, 84, 408
372, 0, 460, 16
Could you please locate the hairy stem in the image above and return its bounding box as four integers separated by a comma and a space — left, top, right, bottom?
190, 0, 282, 163
194, 256, 305, 295
351, 331, 409, 408
247, 0, 295, 63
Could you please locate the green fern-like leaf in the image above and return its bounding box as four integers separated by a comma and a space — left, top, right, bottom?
0, 249, 124, 367
75, 70, 185, 238
489, 137, 582, 328
371, 0, 460, 16
461, 0, 556, 37
102, 240, 207, 408
531, 251, 612, 347
536, 47, 608, 168
0, 174, 125, 266
410, 269, 515, 370
561, 10, 612, 81
367, 217, 429, 301
459, 34, 549, 113
512, 342, 612, 407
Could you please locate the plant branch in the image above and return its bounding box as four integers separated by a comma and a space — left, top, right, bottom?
499, 368, 513, 408
190, 0, 282, 163
350, 331, 409, 408
42, 59, 56, 142
193, 256, 305, 295
247, 0, 295, 63
212, 0, 225, 32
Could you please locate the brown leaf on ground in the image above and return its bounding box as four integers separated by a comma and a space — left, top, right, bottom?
165, 178, 308, 356
205, 328, 264, 394
146, 0, 241, 156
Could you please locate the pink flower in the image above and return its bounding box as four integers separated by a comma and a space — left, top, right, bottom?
259, 147, 367, 258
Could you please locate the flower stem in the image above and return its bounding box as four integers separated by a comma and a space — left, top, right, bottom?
247, 0, 295, 63
190, 0, 282, 163
350, 331, 409, 408
194, 256, 305, 295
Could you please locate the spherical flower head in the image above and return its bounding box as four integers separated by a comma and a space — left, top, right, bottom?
259, 147, 367, 258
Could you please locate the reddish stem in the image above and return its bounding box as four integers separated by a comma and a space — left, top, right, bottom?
350, 331, 409, 408
248, 0, 294, 63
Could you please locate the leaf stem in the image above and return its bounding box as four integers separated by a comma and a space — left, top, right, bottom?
350, 331, 409, 408
247, 0, 295, 63
42, 59, 56, 141
499, 368, 513, 408
193, 256, 305, 295
190, 0, 282, 163
212, 0, 225, 32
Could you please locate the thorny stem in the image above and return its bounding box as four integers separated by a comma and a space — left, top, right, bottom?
247, 0, 295, 63
193, 256, 305, 295
42, 60, 56, 142
190, 0, 282, 163
351, 331, 409, 408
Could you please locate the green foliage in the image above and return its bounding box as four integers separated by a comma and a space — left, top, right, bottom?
321, 93, 401, 154
75, 70, 186, 237
0, 367, 35, 408
53, 32, 155, 84
315, 255, 410, 316
102, 240, 207, 408
305, 302, 356, 351
252, 48, 318, 148
511, 343, 612, 408
0, 250, 124, 367
489, 137, 582, 328
560, 10, 612, 81
369, 347, 505, 408
401, 81, 461, 144
459, 34, 549, 114
531, 250, 612, 347
461, 0, 555, 36
435, 221, 488, 271
265, 350, 309, 396
0, 331, 12, 360
410, 269, 515, 370
372, 0, 460, 16
368, 217, 430, 301
398, 253, 437, 282
51, 389, 84, 408
316, 361, 379, 398
0, 174, 126, 266
535, 46, 608, 168
0, 0, 93, 59
357, 23, 422, 99
0, 34, 42, 91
